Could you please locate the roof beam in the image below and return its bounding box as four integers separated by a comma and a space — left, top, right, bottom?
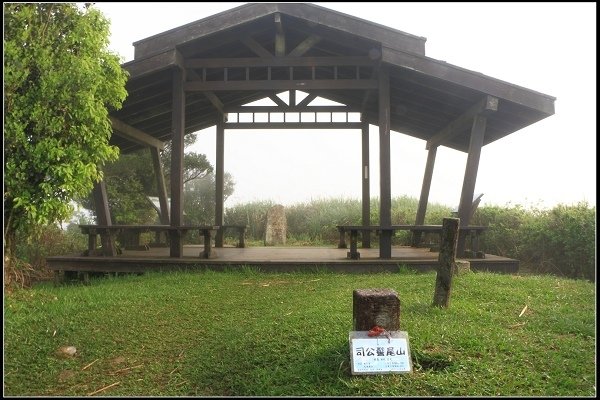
296, 93, 317, 107
187, 69, 227, 117
203, 91, 226, 117
240, 36, 273, 58
184, 79, 378, 91
426, 95, 498, 150
288, 34, 322, 57
269, 94, 289, 108
360, 62, 380, 115
274, 12, 285, 57
110, 116, 165, 150
226, 105, 358, 112
185, 56, 376, 68
225, 122, 362, 130
123, 49, 178, 79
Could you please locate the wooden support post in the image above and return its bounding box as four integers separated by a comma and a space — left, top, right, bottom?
150, 147, 170, 225
378, 66, 392, 258
432, 218, 459, 308
53, 270, 62, 287
170, 65, 185, 257
92, 180, 116, 256
348, 229, 360, 260
412, 145, 438, 247
215, 118, 225, 247
353, 288, 400, 331
361, 118, 371, 248
456, 115, 486, 257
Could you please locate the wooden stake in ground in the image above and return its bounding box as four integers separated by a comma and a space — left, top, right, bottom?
432, 218, 459, 308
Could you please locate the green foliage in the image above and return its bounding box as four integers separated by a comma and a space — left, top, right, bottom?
105, 174, 157, 224
227, 197, 594, 281
16, 224, 86, 268
225, 200, 276, 241
286, 198, 362, 243
473, 202, 596, 281
226, 196, 451, 244
4, 3, 128, 235
161, 133, 213, 185
471, 204, 531, 258
520, 202, 596, 281
184, 172, 235, 225
78, 149, 158, 224
84, 134, 216, 225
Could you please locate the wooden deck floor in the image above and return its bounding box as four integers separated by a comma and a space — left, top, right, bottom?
47, 245, 519, 275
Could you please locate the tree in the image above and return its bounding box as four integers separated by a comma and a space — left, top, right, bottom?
184, 172, 235, 225
4, 4, 128, 265
161, 133, 213, 185
78, 133, 215, 224
77, 149, 158, 224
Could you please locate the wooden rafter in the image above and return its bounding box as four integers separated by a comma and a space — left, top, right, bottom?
240, 36, 273, 58
296, 93, 317, 107
186, 69, 226, 117
268, 94, 289, 108
426, 95, 498, 150
288, 34, 321, 57
110, 117, 164, 150
274, 12, 285, 57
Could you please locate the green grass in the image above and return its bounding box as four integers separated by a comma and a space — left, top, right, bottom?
4, 269, 595, 396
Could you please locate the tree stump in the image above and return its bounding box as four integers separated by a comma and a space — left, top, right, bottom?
353, 288, 400, 331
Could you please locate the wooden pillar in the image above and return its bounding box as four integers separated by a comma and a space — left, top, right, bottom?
150, 147, 170, 225
92, 180, 116, 256
378, 66, 392, 258
361, 118, 371, 248
456, 115, 486, 256
412, 145, 438, 247
432, 217, 459, 308
170, 66, 185, 257
215, 118, 225, 247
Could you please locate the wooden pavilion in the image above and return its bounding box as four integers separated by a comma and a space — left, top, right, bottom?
48, 3, 555, 276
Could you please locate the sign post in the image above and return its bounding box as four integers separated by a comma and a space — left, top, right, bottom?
349, 330, 413, 374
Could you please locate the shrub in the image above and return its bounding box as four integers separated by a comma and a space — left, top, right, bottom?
11, 223, 87, 287
225, 200, 276, 242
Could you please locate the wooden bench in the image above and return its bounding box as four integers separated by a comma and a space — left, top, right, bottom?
217, 225, 248, 248
79, 224, 220, 258
337, 224, 487, 259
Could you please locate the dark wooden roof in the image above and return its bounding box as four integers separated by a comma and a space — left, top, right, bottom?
109, 2, 555, 154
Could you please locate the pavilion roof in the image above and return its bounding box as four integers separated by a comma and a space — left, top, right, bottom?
109, 2, 555, 154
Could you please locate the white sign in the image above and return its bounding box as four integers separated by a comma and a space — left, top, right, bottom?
349, 331, 413, 374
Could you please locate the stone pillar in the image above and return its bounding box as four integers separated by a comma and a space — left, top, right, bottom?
264, 204, 286, 246
353, 288, 400, 331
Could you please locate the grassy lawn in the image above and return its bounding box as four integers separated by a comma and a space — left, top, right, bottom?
3, 268, 596, 396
